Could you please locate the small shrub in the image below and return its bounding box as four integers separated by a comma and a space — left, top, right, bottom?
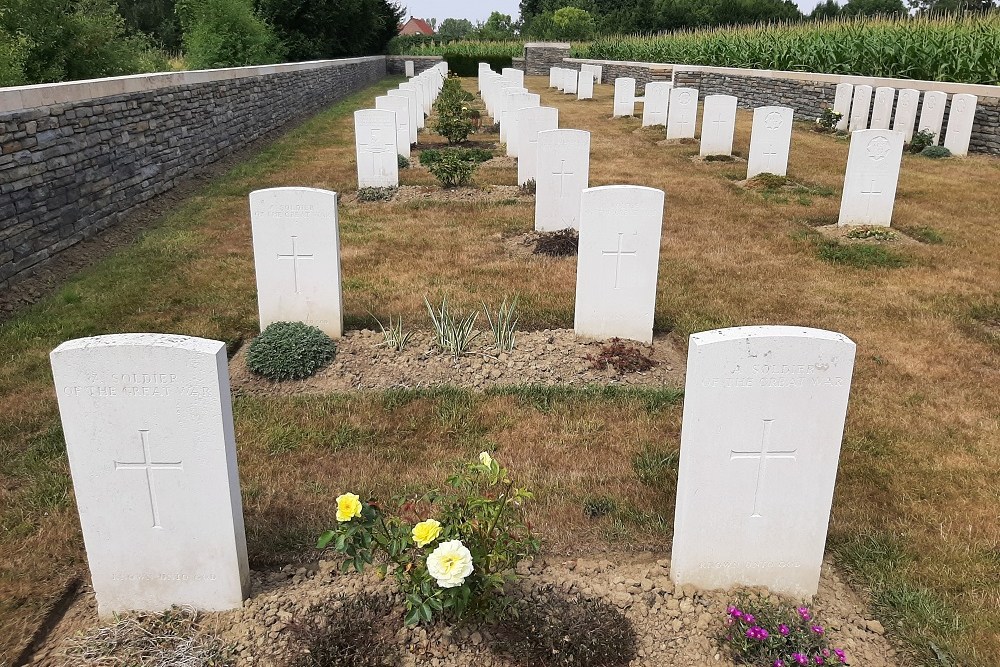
427, 151, 478, 187
533, 229, 578, 257
357, 186, 397, 202
483, 297, 519, 352
519, 178, 537, 195
920, 145, 952, 159
815, 239, 909, 269
814, 107, 842, 132
907, 129, 937, 153
435, 112, 476, 143
587, 339, 657, 374
425, 295, 481, 358
720, 595, 848, 667
290, 593, 399, 667
899, 225, 944, 244
374, 314, 413, 352
398, 154, 410, 169
493, 590, 638, 667
246, 321, 336, 381
419, 147, 493, 166
846, 226, 895, 241
433, 78, 477, 143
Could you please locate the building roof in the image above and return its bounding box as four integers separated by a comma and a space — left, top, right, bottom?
399, 16, 434, 36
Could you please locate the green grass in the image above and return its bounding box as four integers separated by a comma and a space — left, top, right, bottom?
810, 237, 911, 269
899, 225, 945, 245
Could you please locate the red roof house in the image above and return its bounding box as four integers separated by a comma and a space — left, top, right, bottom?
399, 16, 435, 36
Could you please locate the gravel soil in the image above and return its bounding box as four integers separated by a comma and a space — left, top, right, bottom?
812, 224, 922, 246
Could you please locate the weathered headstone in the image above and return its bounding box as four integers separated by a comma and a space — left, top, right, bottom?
399, 82, 425, 129
498, 86, 529, 142
670, 326, 856, 598
837, 129, 904, 227
666, 87, 698, 139
699, 94, 738, 157
869, 86, 895, 130
642, 81, 672, 127
574, 185, 664, 345
833, 83, 853, 132
582, 63, 603, 85
943, 93, 977, 156
613, 78, 636, 117
517, 106, 559, 186
535, 129, 590, 232
502, 92, 539, 157
746, 106, 794, 178
892, 88, 920, 142
250, 188, 343, 337
917, 90, 946, 144
387, 89, 419, 144
848, 84, 873, 132
404, 60, 415, 77
564, 68, 578, 95
354, 109, 398, 188
577, 70, 595, 100
50, 333, 250, 617
375, 95, 411, 159
502, 67, 524, 87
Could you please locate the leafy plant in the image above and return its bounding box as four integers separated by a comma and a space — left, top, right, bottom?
317, 453, 538, 626
483, 296, 519, 352
583, 496, 616, 519
357, 186, 397, 202
433, 77, 477, 143
846, 226, 895, 241
519, 179, 536, 195
920, 145, 952, 159
533, 229, 578, 257
587, 339, 657, 374
397, 154, 410, 169
179, 0, 286, 69
425, 295, 481, 358
814, 107, 842, 132
290, 593, 399, 667
427, 151, 478, 187
719, 595, 848, 667
419, 147, 493, 166
374, 314, 413, 352
493, 590, 638, 667
246, 321, 336, 381
908, 129, 937, 154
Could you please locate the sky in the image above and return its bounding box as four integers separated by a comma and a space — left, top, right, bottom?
401, 0, 821, 24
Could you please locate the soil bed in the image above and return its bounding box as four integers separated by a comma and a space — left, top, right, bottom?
812, 224, 921, 247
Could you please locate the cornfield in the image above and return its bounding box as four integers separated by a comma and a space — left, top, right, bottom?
574, 14, 1000, 85
402, 40, 524, 59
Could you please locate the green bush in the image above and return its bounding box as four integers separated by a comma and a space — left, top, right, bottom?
246, 321, 336, 381
178, 0, 285, 69
397, 154, 410, 169
920, 145, 952, 159
433, 77, 477, 143
444, 53, 512, 76
427, 151, 478, 187
907, 129, 937, 154
357, 186, 397, 202
418, 147, 493, 166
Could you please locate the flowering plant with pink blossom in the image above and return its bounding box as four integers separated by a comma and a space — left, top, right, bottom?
719, 595, 849, 666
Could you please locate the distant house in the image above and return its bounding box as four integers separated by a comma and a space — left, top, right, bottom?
399, 16, 434, 36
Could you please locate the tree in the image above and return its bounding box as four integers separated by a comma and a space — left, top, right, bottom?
118, 0, 182, 51
437, 17, 474, 39
253, 0, 403, 60
474, 11, 516, 39
178, 0, 284, 68
841, 0, 907, 14
551, 7, 597, 39
907, 0, 997, 11
809, 0, 841, 18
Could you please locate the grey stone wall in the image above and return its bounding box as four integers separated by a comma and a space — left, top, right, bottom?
524, 43, 571, 77
386, 55, 443, 76
0, 57, 384, 289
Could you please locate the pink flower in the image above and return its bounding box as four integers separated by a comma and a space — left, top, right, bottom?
812, 625, 825, 635
834, 648, 847, 661
774, 661, 785, 667
815, 657, 825, 665
745, 614, 756, 624
779, 624, 790, 636
822, 649, 831, 657
793, 653, 808, 665
797, 606, 812, 620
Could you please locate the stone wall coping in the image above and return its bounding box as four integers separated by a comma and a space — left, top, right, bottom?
526, 42, 571, 48
565, 58, 1000, 99
0, 56, 386, 113
387, 55, 444, 61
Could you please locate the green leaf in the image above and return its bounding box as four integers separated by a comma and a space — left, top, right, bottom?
404, 606, 422, 626
316, 530, 336, 549
336, 532, 348, 552
419, 602, 433, 622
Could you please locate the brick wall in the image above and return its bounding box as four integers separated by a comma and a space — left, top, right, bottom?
386, 55, 444, 76
0, 57, 385, 289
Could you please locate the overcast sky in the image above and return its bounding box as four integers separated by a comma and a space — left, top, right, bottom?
401, 0, 822, 24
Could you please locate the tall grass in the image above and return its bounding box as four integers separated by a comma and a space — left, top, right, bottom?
401, 40, 524, 59
574, 14, 1000, 84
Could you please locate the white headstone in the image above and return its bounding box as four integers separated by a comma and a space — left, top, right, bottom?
574, 185, 664, 345
833, 83, 853, 132
387, 89, 418, 144
399, 82, 425, 129
564, 69, 578, 95
354, 109, 399, 188
517, 106, 559, 185
499, 86, 529, 142
699, 94, 738, 157
502, 67, 524, 87
535, 129, 590, 232
375, 96, 411, 159
50, 333, 250, 617
642, 82, 672, 127
666, 87, 699, 139
918, 92, 947, 145
837, 129, 904, 227
613, 78, 636, 117
577, 70, 595, 100
404, 60, 415, 77
582, 63, 603, 85
502, 92, 539, 157
892, 88, 920, 143
870, 86, 895, 130
549, 67, 557, 88
943, 93, 977, 156
848, 84, 873, 132
670, 326, 856, 598
746, 106, 794, 179
250, 187, 343, 337
554, 68, 566, 92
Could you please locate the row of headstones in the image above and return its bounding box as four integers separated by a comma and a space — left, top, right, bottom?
354, 62, 450, 188
550, 66, 599, 100
833, 82, 978, 156
49, 321, 856, 616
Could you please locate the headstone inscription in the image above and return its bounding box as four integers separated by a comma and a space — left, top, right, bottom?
892, 89, 920, 142
375, 95, 411, 159
917, 90, 947, 144
746, 106, 794, 179
642, 82, 672, 127
943, 93, 977, 157
666, 87, 699, 139
354, 109, 399, 188
869, 86, 895, 130
837, 129, 904, 227
535, 129, 591, 232
517, 106, 559, 186
614, 78, 637, 117
848, 84, 873, 132
699, 94, 738, 157
832, 83, 853, 132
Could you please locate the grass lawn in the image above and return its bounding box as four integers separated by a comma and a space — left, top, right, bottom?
1, 76, 998, 665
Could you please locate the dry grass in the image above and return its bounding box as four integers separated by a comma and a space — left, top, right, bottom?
1, 77, 999, 665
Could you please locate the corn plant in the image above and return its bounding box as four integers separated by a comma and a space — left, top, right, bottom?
403, 40, 524, 58
374, 314, 413, 352
483, 297, 519, 353
425, 296, 481, 359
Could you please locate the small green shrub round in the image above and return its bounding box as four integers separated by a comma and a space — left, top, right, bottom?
920, 145, 952, 159
246, 322, 336, 381
397, 154, 410, 169
907, 129, 937, 153
427, 151, 478, 187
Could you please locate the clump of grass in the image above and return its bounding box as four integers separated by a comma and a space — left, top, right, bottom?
61, 607, 230, 666
290, 593, 399, 667
846, 226, 896, 241
425, 295, 481, 358
920, 145, 952, 159
898, 225, 943, 244
357, 187, 397, 202
704, 154, 735, 162
374, 314, 413, 352
745, 173, 788, 190
397, 154, 410, 169
632, 447, 679, 491
492, 590, 638, 667
484, 296, 519, 352
519, 178, 536, 195
814, 238, 909, 269
533, 229, 579, 257
583, 496, 617, 519
247, 322, 336, 381
587, 339, 657, 374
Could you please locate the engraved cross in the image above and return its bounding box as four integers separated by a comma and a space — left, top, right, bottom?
710, 116, 727, 139
602, 232, 638, 289
277, 236, 314, 294
730, 419, 797, 518
554, 160, 575, 197
115, 429, 183, 529
860, 178, 882, 219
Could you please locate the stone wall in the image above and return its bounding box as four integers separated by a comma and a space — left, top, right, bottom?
523, 43, 571, 77
0, 57, 384, 289
386, 55, 444, 76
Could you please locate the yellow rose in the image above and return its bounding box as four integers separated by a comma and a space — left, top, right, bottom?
335, 492, 362, 522
479, 451, 493, 467
411, 519, 442, 547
